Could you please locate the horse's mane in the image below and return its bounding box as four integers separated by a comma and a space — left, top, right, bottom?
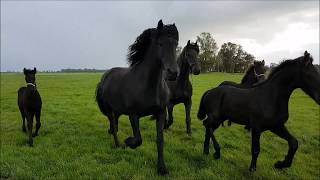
241, 65, 254, 84
127, 24, 179, 67
252, 55, 309, 87
127, 28, 154, 66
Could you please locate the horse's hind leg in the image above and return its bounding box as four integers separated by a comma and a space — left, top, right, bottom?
26, 113, 34, 146
271, 125, 298, 169
33, 111, 41, 137
19, 108, 26, 132
125, 115, 142, 149
107, 113, 120, 147
184, 99, 192, 135
203, 118, 221, 159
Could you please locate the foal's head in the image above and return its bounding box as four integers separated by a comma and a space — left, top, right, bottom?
297, 51, 320, 104
253, 60, 266, 82
23, 68, 37, 84
183, 40, 200, 75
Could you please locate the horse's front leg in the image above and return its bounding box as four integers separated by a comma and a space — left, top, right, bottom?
156, 111, 168, 175
184, 99, 192, 135
164, 104, 173, 129
249, 128, 261, 172
125, 115, 142, 149
271, 125, 298, 169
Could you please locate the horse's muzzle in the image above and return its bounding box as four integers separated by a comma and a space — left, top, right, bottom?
166, 69, 178, 81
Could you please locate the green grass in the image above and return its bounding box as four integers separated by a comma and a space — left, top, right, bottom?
1, 72, 319, 179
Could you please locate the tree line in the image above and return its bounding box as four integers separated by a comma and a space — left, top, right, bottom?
177, 32, 258, 73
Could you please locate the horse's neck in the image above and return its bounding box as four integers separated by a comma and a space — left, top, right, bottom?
132, 45, 163, 88
241, 68, 255, 86
177, 56, 190, 87
265, 68, 297, 102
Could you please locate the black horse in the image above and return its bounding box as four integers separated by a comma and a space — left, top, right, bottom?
220, 60, 266, 127
219, 60, 266, 88
163, 40, 200, 135
18, 68, 42, 146
198, 51, 320, 172
96, 20, 179, 175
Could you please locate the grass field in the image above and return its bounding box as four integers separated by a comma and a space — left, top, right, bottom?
1, 72, 319, 179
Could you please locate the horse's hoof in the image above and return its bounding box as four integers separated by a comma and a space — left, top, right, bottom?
187, 130, 192, 136
274, 160, 291, 169
213, 152, 220, 159
124, 137, 141, 149
32, 133, 38, 137
203, 148, 209, 155
108, 129, 113, 134
158, 166, 168, 175
249, 166, 256, 172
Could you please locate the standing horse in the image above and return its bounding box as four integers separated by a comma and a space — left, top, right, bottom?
163, 40, 200, 135
198, 51, 320, 172
220, 60, 266, 127
96, 20, 179, 175
18, 68, 42, 146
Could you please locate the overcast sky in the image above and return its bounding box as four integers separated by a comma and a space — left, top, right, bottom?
1, 1, 319, 71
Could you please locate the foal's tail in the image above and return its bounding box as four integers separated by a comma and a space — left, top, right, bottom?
197, 90, 209, 121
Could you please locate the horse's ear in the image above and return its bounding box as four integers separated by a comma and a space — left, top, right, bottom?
187, 40, 190, 46
253, 61, 257, 65
262, 60, 265, 65
157, 20, 163, 30
33, 67, 37, 74
195, 41, 198, 45
23, 68, 26, 75
303, 51, 312, 66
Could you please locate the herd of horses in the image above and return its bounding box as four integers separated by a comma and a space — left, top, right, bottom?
18, 20, 320, 175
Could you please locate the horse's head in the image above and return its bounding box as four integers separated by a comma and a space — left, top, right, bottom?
185, 40, 200, 75
298, 51, 320, 104
23, 67, 36, 84
155, 20, 179, 81
253, 60, 266, 82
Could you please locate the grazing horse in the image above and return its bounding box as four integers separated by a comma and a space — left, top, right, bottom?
197, 51, 320, 172
220, 60, 266, 127
18, 68, 42, 146
96, 20, 179, 175
163, 40, 200, 135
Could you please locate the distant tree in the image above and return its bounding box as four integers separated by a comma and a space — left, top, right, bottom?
218, 42, 255, 73
196, 32, 218, 72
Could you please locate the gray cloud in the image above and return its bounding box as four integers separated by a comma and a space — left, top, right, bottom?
1, 1, 319, 71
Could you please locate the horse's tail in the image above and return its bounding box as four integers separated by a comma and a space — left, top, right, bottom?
95, 70, 111, 116
197, 90, 209, 121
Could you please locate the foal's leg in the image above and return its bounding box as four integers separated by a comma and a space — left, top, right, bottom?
33, 111, 41, 137
108, 113, 120, 147
156, 111, 168, 175
19, 108, 26, 132
26, 113, 34, 146
184, 99, 192, 135
271, 125, 298, 169
125, 115, 142, 149
164, 104, 174, 129
249, 128, 261, 172
203, 119, 221, 159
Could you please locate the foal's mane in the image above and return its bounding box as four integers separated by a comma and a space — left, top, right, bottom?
127, 24, 179, 67
241, 65, 255, 83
